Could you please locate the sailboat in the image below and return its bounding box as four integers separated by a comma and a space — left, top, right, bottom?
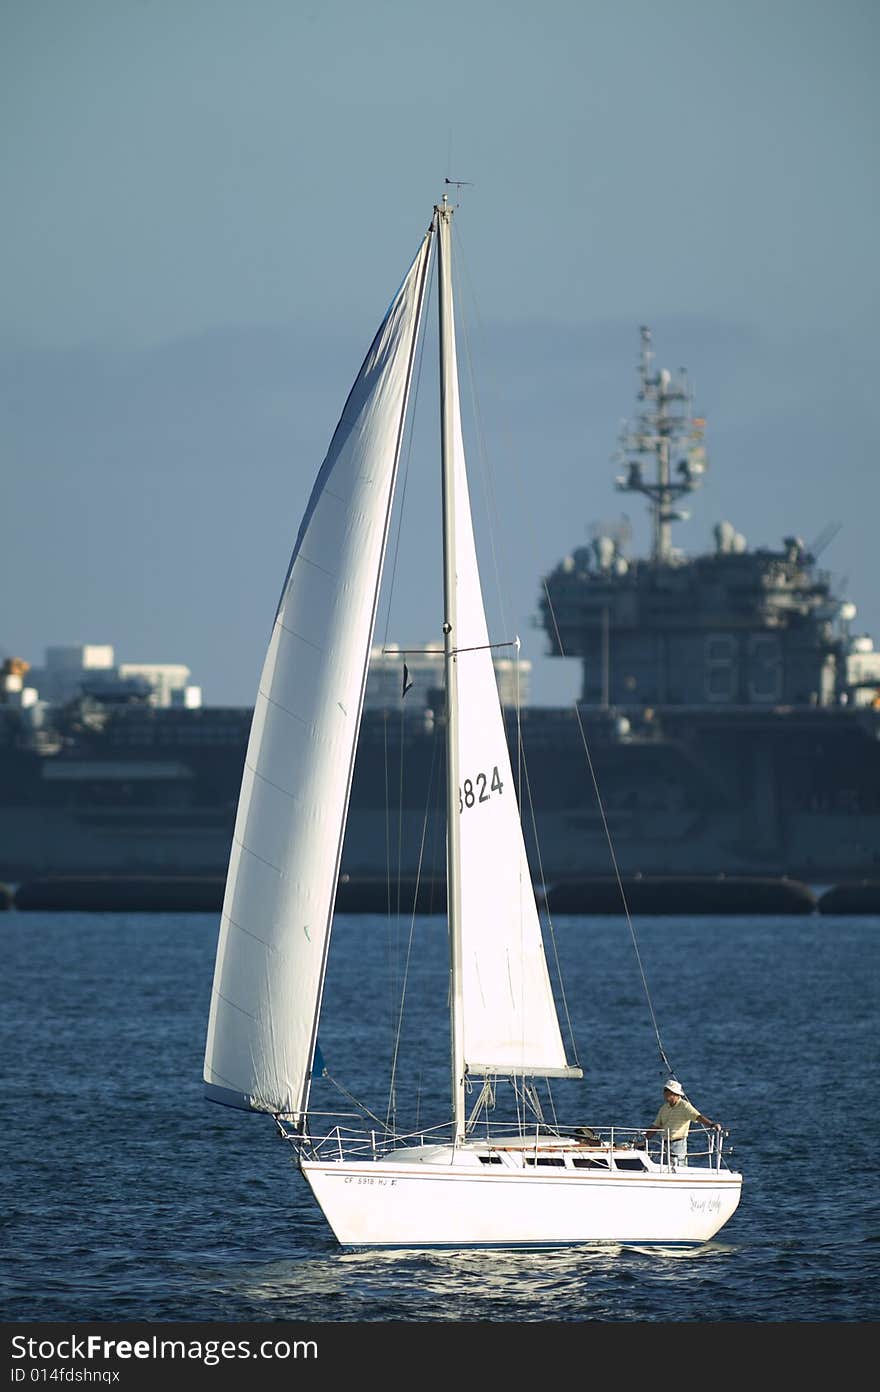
203, 198, 742, 1248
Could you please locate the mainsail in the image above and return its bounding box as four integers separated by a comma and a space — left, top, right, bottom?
204, 231, 433, 1117
443, 258, 577, 1079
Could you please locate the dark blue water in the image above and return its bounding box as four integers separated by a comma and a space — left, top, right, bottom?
2, 911, 878, 1322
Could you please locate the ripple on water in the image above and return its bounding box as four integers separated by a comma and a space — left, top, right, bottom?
3, 913, 879, 1322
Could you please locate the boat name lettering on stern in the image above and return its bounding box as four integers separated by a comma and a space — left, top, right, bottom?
689, 1194, 722, 1214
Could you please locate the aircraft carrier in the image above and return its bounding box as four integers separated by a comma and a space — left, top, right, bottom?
2, 329, 879, 904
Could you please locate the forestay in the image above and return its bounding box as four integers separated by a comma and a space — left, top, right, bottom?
444, 278, 578, 1080
203, 232, 433, 1117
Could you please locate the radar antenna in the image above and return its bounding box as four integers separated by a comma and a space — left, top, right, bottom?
807, 522, 842, 561
612, 327, 708, 564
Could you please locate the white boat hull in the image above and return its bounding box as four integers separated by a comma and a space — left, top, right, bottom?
301, 1155, 742, 1248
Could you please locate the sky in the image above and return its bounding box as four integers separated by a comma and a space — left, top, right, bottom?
2, 0, 877, 706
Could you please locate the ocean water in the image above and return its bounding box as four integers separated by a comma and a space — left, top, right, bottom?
2, 910, 878, 1324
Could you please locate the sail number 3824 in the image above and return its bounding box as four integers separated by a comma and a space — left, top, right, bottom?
459, 766, 504, 812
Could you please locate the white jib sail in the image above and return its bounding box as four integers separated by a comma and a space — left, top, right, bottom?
445, 290, 574, 1078
204, 231, 433, 1116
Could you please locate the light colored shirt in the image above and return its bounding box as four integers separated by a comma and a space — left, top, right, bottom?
651, 1097, 700, 1140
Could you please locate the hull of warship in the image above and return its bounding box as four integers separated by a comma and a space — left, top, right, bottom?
1, 700, 879, 888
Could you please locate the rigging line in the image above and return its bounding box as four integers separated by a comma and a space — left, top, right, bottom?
515, 637, 525, 1063
323, 1072, 389, 1132
453, 227, 512, 644
456, 223, 585, 1071
428, 737, 444, 915
395, 694, 406, 916
518, 737, 580, 1068
379, 240, 436, 657
457, 227, 669, 1078
383, 705, 392, 938
453, 640, 518, 655
516, 639, 523, 810
452, 239, 531, 666
375, 247, 436, 1097
540, 578, 672, 1073
526, 1080, 545, 1125
385, 718, 440, 1130
388, 641, 517, 655
451, 227, 542, 614
545, 1077, 559, 1130
384, 699, 409, 1136
456, 232, 553, 1078
382, 707, 400, 1126
381, 706, 401, 1101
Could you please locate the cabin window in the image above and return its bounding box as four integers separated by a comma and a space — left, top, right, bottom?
614, 1157, 647, 1171
478, 1155, 502, 1165
526, 1157, 566, 1167
572, 1157, 609, 1169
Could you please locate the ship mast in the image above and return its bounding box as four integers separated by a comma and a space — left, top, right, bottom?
614, 326, 708, 564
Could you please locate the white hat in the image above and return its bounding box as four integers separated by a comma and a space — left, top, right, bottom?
663, 1078, 684, 1095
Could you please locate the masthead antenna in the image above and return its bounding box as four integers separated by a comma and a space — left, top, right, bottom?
444, 176, 474, 207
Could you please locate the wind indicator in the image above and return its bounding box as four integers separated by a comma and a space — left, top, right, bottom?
444, 176, 474, 207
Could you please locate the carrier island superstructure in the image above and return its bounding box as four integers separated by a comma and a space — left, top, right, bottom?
2, 329, 879, 888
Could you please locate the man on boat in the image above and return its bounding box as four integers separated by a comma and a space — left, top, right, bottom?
645, 1079, 721, 1167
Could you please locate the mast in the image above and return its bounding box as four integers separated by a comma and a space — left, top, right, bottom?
614, 326, 707, 564
436, 194, 466, 1141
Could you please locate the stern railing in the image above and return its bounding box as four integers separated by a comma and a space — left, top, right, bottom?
279, 1112, 733, 1173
